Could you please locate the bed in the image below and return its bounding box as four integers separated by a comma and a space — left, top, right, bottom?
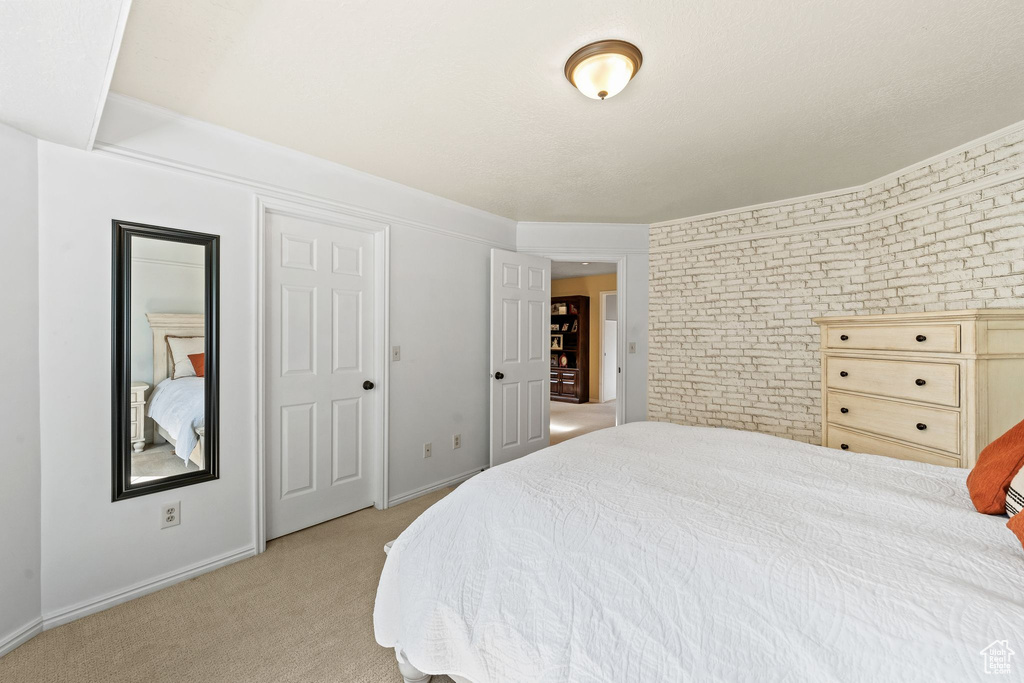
145, 313, 206, 467
374, 422, 1024, 682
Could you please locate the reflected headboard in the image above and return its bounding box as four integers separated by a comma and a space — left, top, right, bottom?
145, 313, 205, 385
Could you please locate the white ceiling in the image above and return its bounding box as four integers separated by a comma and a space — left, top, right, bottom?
110, 0, 1024, 223
0, 0, 131, 148
552, 262, 618, 280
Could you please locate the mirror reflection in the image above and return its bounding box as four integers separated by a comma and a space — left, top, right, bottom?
130, 237, 206, 484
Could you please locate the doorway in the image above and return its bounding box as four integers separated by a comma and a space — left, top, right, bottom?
549, 262, 618, 445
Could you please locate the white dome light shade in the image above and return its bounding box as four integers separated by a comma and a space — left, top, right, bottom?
564, 40, 643, 101
571, 53, 634, 99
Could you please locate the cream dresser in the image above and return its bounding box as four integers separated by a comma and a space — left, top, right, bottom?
814, 310, 1024, 468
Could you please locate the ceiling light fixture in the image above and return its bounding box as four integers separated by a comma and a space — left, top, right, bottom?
581, 262, 591, 265
564, 40, 643, 100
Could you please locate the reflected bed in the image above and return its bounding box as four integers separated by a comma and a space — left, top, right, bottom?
146, 313, 206, 467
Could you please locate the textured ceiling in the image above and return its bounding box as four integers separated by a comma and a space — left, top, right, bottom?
111, 0, 1024, 223
552, 262, 618, 280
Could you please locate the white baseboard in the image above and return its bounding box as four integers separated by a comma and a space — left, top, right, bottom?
0, 617, 43, 658
41, 545, 256, 630
388, 467, 483, 507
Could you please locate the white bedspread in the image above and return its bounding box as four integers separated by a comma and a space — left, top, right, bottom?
374, 422, 1024, 683
147, 377, 204, 462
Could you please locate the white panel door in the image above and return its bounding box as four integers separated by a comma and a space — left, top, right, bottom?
490, 249, 550, 467
266, 210, 378, 540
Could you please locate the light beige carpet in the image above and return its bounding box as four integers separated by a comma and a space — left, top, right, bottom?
0, 489, 455, 683
549, 399, 616, 445
130, 444, 199, 480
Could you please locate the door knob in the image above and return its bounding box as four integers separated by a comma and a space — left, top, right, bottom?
363, 380, 375, 390
494, 372, 505, 380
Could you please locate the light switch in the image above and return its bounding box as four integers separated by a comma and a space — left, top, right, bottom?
629, 342, 637, 354
392, 346, 401, 361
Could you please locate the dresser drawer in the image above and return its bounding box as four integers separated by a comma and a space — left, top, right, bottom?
826, 426, 962, 467
826, 324, 960, 353
825, 357, 959, 407
826, 391, 960, 453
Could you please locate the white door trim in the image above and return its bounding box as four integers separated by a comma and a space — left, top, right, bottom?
527, 250, 627, 427
598, 289, 617, 405
254, 194, 391, 553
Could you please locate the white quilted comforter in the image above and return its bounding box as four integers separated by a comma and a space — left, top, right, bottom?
147, 377, 204, 462
374, 422, 1024, 682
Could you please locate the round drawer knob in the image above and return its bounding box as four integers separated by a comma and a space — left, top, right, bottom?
840, 335, 849, 341
916, 334, 927, 342
915, 379, 926, 386
840, 407, 849, 414
840, 444, 850, 450
839, 371, 849, 377
916, 423, 927, 431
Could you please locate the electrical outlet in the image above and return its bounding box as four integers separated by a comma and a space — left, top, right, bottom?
392, 346, 401, 361
161, 501, 181, 529
423, 442, 432, 458
629, 342, 637, 354
453, 434, 461, 449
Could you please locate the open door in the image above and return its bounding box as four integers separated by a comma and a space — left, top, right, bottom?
490, 249, 551, 468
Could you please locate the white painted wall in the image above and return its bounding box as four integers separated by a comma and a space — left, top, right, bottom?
96, 95, 515, 247
33, 95, 519, 622
96, 95, 517, 507
29, 96, 650, 629
516, 223, 649, 422
38, 143, 257, 621
386, 227, 494, 500
0, 122, 42, 652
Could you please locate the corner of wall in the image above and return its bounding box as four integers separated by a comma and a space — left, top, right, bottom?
0, 122, 43, 656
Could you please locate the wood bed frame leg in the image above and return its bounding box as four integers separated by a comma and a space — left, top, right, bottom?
395, 648, 431, 683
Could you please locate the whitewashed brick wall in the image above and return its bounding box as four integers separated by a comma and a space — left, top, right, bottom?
649, 126, 1024, 443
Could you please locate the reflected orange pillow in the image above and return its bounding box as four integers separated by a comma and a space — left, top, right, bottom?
187, 353, 205, 378
967, 418, 1024, 514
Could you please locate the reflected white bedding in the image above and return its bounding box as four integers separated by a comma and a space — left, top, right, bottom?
147, 377, 204, 461
374, 422, 1024, 683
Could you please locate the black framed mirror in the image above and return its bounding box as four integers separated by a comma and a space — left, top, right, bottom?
112, 220, 219, 501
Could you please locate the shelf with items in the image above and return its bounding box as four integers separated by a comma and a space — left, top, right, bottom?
549, 295, 590, 403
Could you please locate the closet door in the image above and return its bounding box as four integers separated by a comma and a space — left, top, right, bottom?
265, 208, 380, 539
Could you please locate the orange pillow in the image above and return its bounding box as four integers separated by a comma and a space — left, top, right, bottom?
1008, 514, 1024, 552
187, 352, 205, 378
967, 419, 1024, 514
